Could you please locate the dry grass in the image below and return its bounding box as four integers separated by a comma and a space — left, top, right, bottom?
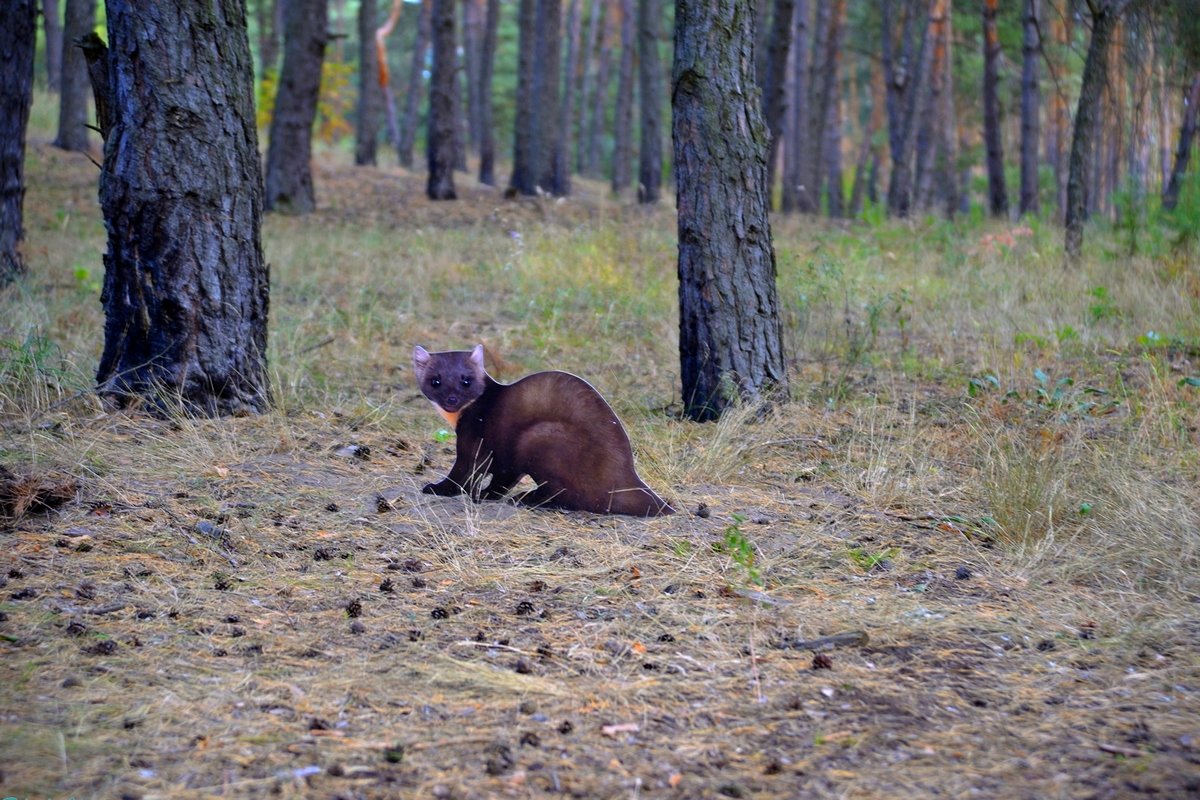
2, 92, 1199, 798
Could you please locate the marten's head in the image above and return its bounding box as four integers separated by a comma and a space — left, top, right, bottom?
412, 344, 488, 427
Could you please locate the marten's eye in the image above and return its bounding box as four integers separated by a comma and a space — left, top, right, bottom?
430, 378, 441, 387
461, 377, 471, 387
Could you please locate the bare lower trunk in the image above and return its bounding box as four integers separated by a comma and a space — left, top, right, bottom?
397, 0, 430, 169
426, 0, 457, 199
54, 0, 95, 153
1, 0, 36, 284
612, 0, 636, 194
1162, 73, 1200, 212
478, 0, 499, 185
636, 0, 663, 203
761, 0, 795, 203
355, 0, 382, 166
1019, 0, 1040, 215
42, 0, 62, 92
982, 0, 1009, 217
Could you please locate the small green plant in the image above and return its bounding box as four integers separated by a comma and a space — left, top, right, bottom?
1088, 286, 1120, 322
713, 513, 762, 587
847, 546, 900, 573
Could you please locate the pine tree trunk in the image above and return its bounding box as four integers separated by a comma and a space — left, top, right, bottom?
534, 0, 564, 194
1052, 5, 1070, 220
885, 0, 932, 218
1019, 0, 1040, 215
781, 0, 810, 212
462, 0, 484, 155
478, 0, 499, 185
1, 0, 36, 285
935, 0, 957, 217
587, 4, 615, 177
265, 0, 328, 214
674, 0, 788, 421
761, 0, 795, 203
636, 0, 662, 203
258, 0, 283, 76
555, 0, 582, 196
510, 0, 538, 194
612, 0, 635, 194
43, 0, 62, 92
982, 0, 1009, 217
576, 0, 604, 173
54, 0, 94, 153
427, 0, 457, 199
1163, 73, 1200, 212
355, 0, 382, 166
1065, 2, 1121, 261
822, 0, 846, 216
95, 0, 269, 415
397, 0, 430, 169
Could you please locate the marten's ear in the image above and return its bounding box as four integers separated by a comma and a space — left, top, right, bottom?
412, 345, 431, 379
469, 344, 486, 371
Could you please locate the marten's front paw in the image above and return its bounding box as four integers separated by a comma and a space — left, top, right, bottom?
422, 481, 461, 496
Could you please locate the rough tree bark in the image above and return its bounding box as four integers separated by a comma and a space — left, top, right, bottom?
673, 0, 789, 421
982, 0, 1009, 217
1, 0, 36, 285
1019, 0, 1040, 215
54, 0, 95, 153
761, 0, 795, 203
637, 0, 663, 203
355, 0, 382, 166
478, 0, 499, 185
426, 0, 457, 199
1065, 0, 1127, 261
93, 0, 269, 415
43, 0, 62, 92
397, 0, 430, 169
264, 0, 328, 214
1163, 73, 1200, 211
612, 0, 636, 194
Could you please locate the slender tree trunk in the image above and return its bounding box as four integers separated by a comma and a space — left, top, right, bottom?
1019, 0, 1040, 215
674, 0, 788, 421
1159, 59, 1171, 192
781, 0, 810, 212
43, 0, 62, 92
885, 0, 932, 218
636, 0, 663, 203
94, 0, 269, 415
478, 0, 499, 185
1163, 73, 1200, 211
612, 0, 636, 194
397, 0, 430, 169
762, 0, 795, 202
510, 0, 537, 194
1053, 5, 1070, 220
426, 0, 457, 199
554, 0, 582, 196
261, 0, 284, 75
822, 0, 846, 216
1, 0, 36, 285
265, 0, 328, 214
576, 0, 604, 173
982, 0, 1009, 217
375, 0, 404, 154
587, 4, 615, 177
849, 59, 885, 217
534, 0, 564, 194
355, 0, 382, 166
1065, 1, 1124, 261
935, 0, 957, 216
462, 0, 484, 155
54, 0, 95, 153
806, 0, 832, 211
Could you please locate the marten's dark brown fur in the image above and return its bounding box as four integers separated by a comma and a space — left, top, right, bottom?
412, 345, 673, 516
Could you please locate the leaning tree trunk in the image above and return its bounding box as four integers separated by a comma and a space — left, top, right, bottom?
982, 0, 1009, 217
426, 0, 458, 199
612, 0, 636, 194
94, 0, 269, 415
43, 0, 63, 92
673, 0, 789, 421
1162, 73, 1200, 212
54, 0, 95, 153
265, 0, 328, 213
636, 0, 663, 203
1065, 2, 1122, 261
355, 0, 382, 166
1, 0, 36, 285
1019, 0, 1040, 215
478, 0, 499, 185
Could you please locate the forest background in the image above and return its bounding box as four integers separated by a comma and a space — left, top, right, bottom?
3, 0, 1200, 797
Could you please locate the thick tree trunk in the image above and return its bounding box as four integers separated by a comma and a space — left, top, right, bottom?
673, 0, 788, 421
355, 0, 382, 166
95, 0, 269, 415
636, 0, 663, 203
781, 0, 810, 212
426, 0, 457, 199
43, 0, 62, 92
265, 0, 328, 214
612, 0, 636, 194
510, 0, 538, 194
1019, 0, 1040, 215
1, 0, 36, 285
478, 0, 499, 185
761, 0, 795, 203
54, 0, 95, 153
1163, 73, 1200, 212
535, 0, 564, 194
576, 0, 604, 173
397, 0, 430, 169
982, 0, 1009, 217
1065, 2, 1122, 261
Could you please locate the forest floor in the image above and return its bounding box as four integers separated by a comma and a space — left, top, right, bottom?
3, 120, 1200, 798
